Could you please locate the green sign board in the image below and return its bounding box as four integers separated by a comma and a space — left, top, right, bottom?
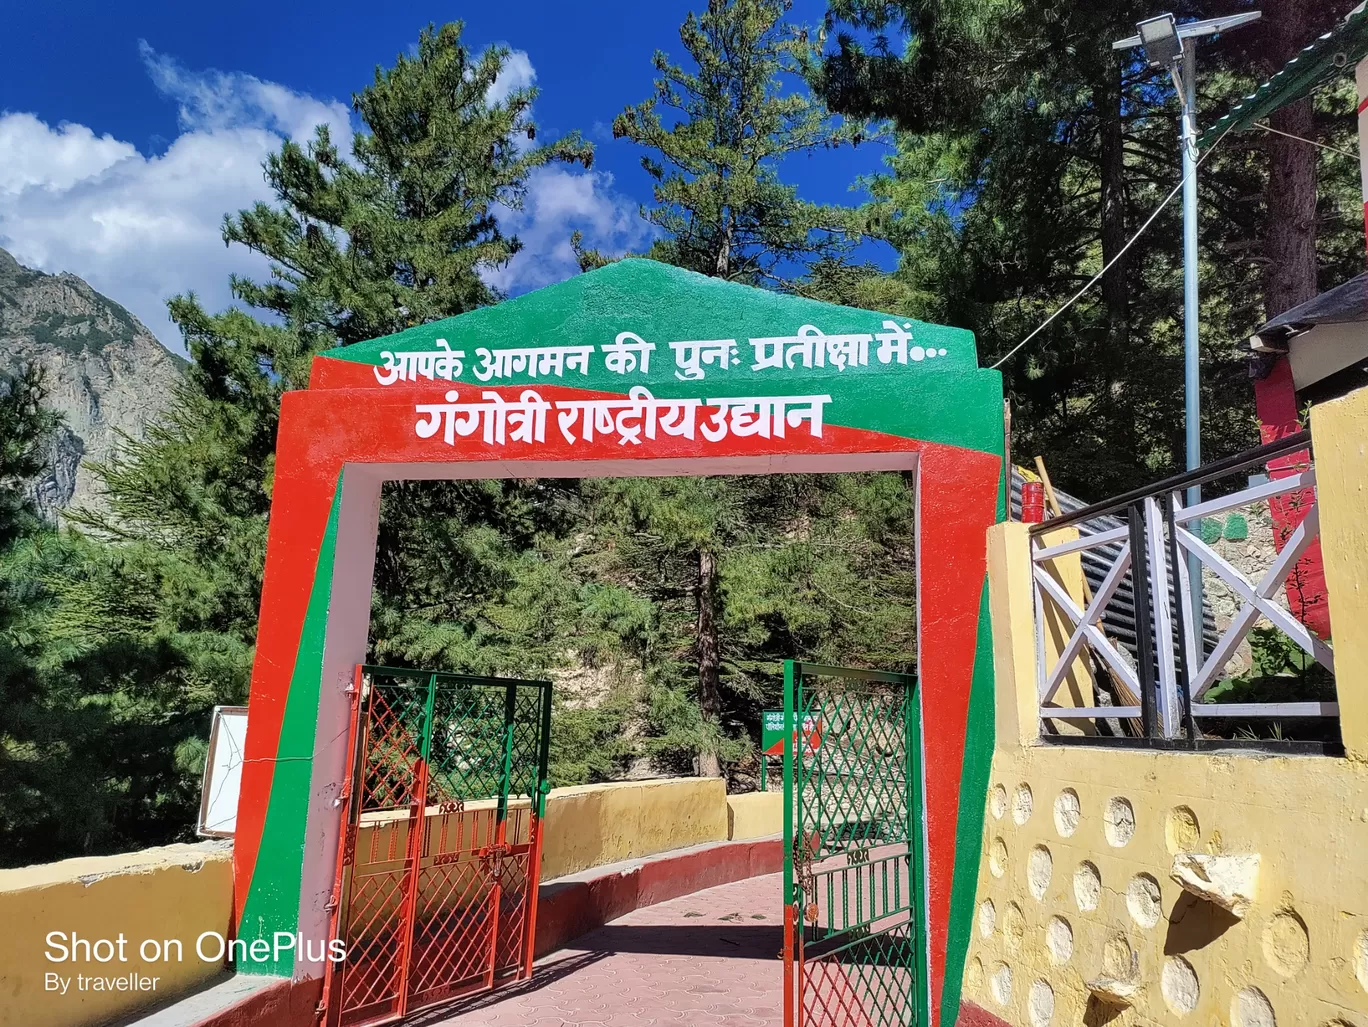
761, 710, 786, 755
761, 709, 822, 755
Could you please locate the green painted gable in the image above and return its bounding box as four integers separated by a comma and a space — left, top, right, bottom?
320, 259, 1003, 455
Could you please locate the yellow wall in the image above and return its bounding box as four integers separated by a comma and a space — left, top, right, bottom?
0, 843, 233, 1027
988, 522, 1042, 750
0, 778, 769, 1027
1034, 526, 1098, 735
963, 743, 1368, 1025
968, 398, 1368, 1025
540, 777, 729, 879
1311, 385, 1368, 761
725, 791, 782, 841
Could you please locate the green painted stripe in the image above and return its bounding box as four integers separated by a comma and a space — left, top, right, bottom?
237, 473, 344, 977
938, 579, 997, 1023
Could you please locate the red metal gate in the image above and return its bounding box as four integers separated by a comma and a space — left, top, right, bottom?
322, 666, 552, 1027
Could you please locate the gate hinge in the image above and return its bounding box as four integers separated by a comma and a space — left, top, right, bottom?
324, 899, 337, 912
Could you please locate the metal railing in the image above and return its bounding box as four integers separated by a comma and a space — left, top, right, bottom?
1028, 432, 1339, 754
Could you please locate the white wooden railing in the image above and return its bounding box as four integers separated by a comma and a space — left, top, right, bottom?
1027, 433, 1337, 750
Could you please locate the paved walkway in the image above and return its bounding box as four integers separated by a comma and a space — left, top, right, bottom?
425, 873, 784, 1027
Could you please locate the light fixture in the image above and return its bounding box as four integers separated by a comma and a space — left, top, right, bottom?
1113, 9, 1262, 632
1114, 11, 1263, 76
1136, 14, 1184, 69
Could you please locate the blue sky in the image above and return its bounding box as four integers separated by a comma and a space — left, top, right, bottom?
0, 0, 894, 353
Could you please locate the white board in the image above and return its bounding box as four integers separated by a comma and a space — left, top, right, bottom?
197, 706, 248, 838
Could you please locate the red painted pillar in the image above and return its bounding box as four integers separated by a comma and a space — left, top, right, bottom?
1357, 57, 1368, 255
1253, 357, 1331, 638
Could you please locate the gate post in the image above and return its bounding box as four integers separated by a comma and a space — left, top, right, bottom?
782, 659, 795, 1027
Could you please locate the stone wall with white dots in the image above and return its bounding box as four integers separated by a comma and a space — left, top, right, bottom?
960, 744, 1368, 1026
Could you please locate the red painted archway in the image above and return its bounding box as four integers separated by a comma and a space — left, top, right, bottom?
232, 260, 1005, 1027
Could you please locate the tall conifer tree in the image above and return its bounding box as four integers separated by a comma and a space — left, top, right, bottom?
603, 0, 904, 778
34, 24, 596, 857
614, 0, 864, 284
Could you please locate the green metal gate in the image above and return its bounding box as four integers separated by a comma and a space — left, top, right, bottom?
782, 661, 928, 1027
321, 666, 552, 1027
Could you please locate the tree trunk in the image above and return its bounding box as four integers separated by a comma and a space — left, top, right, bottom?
715, 217, 732, 279
1260, 0, 1320, 316
1099, 58, 1129, 345
696, 547, 723, 777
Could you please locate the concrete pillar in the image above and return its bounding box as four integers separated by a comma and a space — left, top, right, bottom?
987, 522, 1040, 750
1309, 384, 1368, 761
1356, 56, 1368, 255
987, 521, 1096, 750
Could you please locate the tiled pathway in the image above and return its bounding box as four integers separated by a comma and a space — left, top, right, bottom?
426, 872, 783, 1027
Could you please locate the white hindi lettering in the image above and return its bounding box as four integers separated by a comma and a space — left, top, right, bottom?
374, 339, 465, 385
669, 338, 739, 381
698, 395, 831, 441
556, 387, 701, 446
749, 324, 873, 372
601, 332, 656, 374
472, 345, 595, 382
414, 390, 832, 448
378, 324, 935, 386
414, 390, 551, 446
875, 320, 933, 364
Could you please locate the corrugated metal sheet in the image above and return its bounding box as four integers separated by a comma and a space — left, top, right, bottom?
1010, 468, 1218, 661
1200, 2, 1368, 148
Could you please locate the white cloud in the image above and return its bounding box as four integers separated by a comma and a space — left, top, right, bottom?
486, 50, 536, 105
0, 46, 647, 354
0, 115, 285, 351
138, 41, 352, 146
477, 50, 653, 292
0, 46, 351, 353
485, 166, 656, 294
0, 115, 138, 195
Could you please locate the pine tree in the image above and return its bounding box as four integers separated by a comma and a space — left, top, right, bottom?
29, 24, 600, 858
226, 21, 592, 344
597, 0, 908, 779
0, 368, 102, 864
816, 0, 1361, 496
613, 0, 866, 284
583, 472, 917, 780
0, 366, 53, 550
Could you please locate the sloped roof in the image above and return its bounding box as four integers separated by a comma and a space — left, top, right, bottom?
1200, 2, 1368, 147
1256, 272, 1368, 337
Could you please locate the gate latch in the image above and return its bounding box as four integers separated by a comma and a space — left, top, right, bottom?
479, 842, 513, 878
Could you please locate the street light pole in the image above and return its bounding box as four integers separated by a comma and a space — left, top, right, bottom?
1113, 11, 1261, 634
1179, 44, 1202, 623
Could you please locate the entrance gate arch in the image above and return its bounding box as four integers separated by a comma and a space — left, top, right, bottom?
231, 259, 1005, 1027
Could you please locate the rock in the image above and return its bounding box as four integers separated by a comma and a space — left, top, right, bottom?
0, 247, 184, 520
1170, 852, 1260, 918
1088, 933, 1140, 1005
1085, 975, 1138, 1005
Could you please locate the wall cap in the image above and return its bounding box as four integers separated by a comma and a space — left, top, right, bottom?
0, 841, 232, 894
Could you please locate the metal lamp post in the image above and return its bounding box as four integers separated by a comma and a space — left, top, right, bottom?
1113, 10, 1261, 630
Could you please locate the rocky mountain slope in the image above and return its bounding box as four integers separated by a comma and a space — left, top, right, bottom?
0, 247, 184, 519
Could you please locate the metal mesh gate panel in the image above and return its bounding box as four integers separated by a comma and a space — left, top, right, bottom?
782, 662, 927, 1027
322, 666, 552, 1027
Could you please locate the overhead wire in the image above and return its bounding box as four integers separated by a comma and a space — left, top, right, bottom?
989, 121, 1238, 370
1251, 120, 1359, 160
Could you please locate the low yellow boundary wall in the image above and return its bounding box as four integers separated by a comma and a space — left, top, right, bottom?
0, 842, 234, 1027
1, 776, 783, 1027
542, 777, 731, 879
